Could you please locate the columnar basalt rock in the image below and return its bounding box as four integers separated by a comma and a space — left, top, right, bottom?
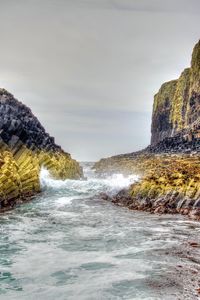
151, 40, 200, 145
170, 68, 190, 132
151, 80, 177, 145
128, 155, 200, 220
0, 89, 83, 211
95, 153, 200, 220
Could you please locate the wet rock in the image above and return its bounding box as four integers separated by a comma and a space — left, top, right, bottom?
193, 199, 200, 208
114, 189, 130, 200
99, 193, 111, 201
188, 242, 199, 248
189, 209, 200, 221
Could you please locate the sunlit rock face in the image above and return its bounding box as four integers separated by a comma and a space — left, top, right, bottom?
151, 80, 178, 145
0, 89, 82, 211
151, 40, 200, 146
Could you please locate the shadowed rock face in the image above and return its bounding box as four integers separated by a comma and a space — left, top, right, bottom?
0, 89, 82, 211
151, 40, 200, 146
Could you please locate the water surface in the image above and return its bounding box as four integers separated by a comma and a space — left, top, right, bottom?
0, 163, 200, 300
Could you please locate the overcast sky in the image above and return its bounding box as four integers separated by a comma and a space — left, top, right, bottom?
0, 0, 200, 161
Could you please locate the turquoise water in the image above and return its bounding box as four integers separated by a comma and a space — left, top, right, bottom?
0, 163, 200, 300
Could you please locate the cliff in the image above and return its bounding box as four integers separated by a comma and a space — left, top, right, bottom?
94, 40, 200, 220
0, 89, 83, 211
151, 40, 200, 145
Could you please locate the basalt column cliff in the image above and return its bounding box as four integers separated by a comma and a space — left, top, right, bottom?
0, 89, 82, 211
94, 40, 200, 220
151, 40, 200, 150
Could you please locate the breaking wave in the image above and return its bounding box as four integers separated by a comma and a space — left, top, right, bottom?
39, 167, 139, 196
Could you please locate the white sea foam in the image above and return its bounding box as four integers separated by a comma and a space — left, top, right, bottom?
101, 173, 139, 189
39, 167, 139, 196
56, 196, 75, 207
39, 168, 68, 189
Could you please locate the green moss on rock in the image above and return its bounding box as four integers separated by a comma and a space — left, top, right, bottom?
170, 68, 191, 131
0, 143, 83, 211
151, 80, 177, 145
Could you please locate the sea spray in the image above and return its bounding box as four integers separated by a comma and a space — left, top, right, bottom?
39, 166, 139, 196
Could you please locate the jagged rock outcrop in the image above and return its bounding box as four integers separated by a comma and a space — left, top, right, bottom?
0, 88, 62, 151
0, 89, 83, 211
151, 40, 200, 145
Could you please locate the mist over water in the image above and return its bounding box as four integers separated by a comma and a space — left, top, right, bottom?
0, 163, 200, 300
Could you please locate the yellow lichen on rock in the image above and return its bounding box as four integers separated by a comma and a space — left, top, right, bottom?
38, 151, 82, 180
170, 68, 190, 131
190, 39, 200, 94
0, 143, 83, 211
0, 150, 21, 203
94, 153, 200, 220
0, 145, 39, 210
153, 80, 177, 114
0, 87, 83, 211
151, 40, 200, 145
130, 155, 200, 198
151, 80, 177, 145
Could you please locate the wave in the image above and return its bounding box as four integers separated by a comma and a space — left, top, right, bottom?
39, 167, 139, 197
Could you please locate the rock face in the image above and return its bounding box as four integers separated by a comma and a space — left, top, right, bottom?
151, 40, 200, 146
0, 89, 83, 211
0, 89, 61, 152
151, 80, 178, 145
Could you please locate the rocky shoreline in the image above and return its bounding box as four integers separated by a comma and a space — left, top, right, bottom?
0, 89, 82, 212
98, 154, 200, 221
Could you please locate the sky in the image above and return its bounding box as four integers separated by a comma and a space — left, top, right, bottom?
0, 0, 200, 161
